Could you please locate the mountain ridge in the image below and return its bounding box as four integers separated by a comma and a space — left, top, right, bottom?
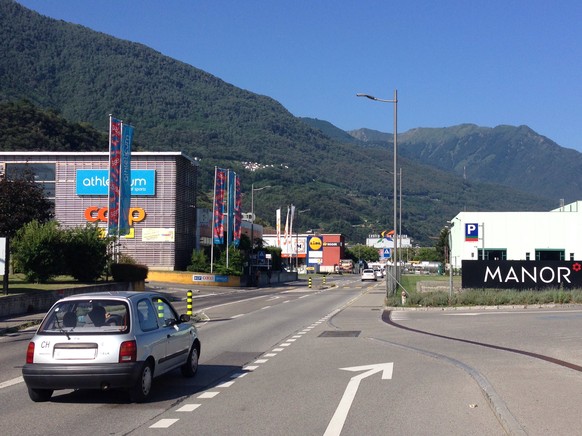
0, 0, 562, 245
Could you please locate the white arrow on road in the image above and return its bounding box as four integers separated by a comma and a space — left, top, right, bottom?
324, 362, 394, 436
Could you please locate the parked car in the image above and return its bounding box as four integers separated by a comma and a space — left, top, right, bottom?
361, 268, 377, 281
22, 291, 200, 403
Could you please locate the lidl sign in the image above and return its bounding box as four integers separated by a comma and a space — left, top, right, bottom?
76, 169, 155, 196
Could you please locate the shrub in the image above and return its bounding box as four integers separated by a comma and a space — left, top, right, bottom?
110, 263, 148, 282
187, 249, 210, 273
63, 225, 111, 281
12, 220, 65, 283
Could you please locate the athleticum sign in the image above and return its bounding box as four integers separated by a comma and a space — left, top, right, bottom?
462, 260, 582, 289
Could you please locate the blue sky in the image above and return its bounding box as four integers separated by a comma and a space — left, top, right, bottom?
16, 0, 582, 151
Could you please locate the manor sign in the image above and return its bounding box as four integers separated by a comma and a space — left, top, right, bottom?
462, 260, 582, 289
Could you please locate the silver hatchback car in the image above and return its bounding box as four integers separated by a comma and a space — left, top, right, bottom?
22, 291, 200, 403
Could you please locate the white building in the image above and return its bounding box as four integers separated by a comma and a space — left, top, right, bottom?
449, 201, 582, 269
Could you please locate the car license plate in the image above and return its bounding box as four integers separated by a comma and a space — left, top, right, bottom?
54, 347, 97, 360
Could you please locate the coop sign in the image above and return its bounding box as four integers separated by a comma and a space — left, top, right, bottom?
462, 260, 582, 289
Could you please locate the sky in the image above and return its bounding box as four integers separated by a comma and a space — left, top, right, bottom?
16, 0, 582, 151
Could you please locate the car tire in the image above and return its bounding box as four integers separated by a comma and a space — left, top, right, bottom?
27, 387, 53, 402
181, 345, 199, 377
129, 361, 153, 403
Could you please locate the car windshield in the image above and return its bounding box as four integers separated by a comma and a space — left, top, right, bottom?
39, 299, 130, 334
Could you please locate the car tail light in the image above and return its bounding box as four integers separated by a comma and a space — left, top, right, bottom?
26, 342, 35, 364
119, 340, 137, 362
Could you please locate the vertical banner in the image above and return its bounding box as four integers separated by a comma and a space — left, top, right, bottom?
289, 204, 295, 245
284, 206, 290, 252
227, 170, 235, 246
276, 208, 281, 247
233, 174, 242, 247
118, 123, 133, 236
213, 167, 226, 244
107, 116, 122, 236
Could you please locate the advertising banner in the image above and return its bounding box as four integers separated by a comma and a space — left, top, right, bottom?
107, 117, 122, 236
462, 260, 582, 289
118, 124, 133, 236
212, 168, 227, 244
76, 169, 155, 195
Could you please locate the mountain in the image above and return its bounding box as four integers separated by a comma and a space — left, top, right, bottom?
349, 124, 582, 204
0, 0, 557, 245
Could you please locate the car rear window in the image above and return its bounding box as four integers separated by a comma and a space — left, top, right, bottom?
39, 299, 130, 334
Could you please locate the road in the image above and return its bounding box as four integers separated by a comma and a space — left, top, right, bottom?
1, 275, 582, 435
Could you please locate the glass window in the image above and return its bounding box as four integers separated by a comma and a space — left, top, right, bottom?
137, 299, 159, 331
151, 297, 179, 327
6, 163, 55, 182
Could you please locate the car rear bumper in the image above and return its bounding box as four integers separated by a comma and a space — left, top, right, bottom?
22, 362, 143, 390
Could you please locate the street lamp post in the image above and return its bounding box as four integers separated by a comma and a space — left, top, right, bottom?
357, 89, 399, 294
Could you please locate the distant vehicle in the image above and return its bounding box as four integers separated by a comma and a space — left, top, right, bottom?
361, 268, 377, 281
22, 291, 200, 403
373, 266, 385, 278
339, 259, 354, 274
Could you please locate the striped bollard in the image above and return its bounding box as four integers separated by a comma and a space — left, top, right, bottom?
187, 290, 193, 316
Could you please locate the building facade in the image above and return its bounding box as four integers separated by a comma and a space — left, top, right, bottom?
1, 151, 198, 270
449, 201, 582, 269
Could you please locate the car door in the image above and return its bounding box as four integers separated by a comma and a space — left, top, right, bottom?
136, 298, 169, 374
152, 297, 192, 370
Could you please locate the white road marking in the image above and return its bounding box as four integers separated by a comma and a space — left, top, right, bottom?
243, 365, 259, 371
217, 381, 235, 388
264, 353, 277, 357
0, 376, 23, 390
176, 404, 201, 412
254, 359, 268, 364
272, 347, 285, 352
150, 419, 179, 428
231, 314, 245, 319
198, 391, 220, 399
324, 363, 394, 436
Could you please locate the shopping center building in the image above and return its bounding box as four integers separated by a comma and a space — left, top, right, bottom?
1, 151, 199, 270
450, 201, 582, 288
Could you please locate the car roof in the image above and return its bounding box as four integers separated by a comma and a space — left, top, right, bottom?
56, 291, 163, 302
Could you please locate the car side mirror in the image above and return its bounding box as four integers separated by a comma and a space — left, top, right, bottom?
179, 314, 191, 323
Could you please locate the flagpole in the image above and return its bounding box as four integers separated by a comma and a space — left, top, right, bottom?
226, 170, 230, 269
210, 166, 217, 273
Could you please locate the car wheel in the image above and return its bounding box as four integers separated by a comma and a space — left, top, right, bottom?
129, 361, 153, 403
181, 345, 199, 377
28, 387, 53, 402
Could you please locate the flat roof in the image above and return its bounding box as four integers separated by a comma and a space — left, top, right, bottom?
0, 151, 199, 165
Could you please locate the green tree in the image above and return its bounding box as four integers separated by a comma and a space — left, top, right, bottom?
346, 244, 380, 263
0, 171, 53, 238
12, 220, 64, 283
434, 227, 450, 263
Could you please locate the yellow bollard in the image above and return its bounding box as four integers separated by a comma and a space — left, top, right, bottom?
186, 290, 193, 316
308, 277, 312, 288
323, 276, 326, 285
157, 298, 164, 320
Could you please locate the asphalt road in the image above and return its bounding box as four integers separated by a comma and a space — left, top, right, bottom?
2, 276, 582, 435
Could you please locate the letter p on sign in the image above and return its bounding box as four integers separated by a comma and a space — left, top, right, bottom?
465, 223, 479, 241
